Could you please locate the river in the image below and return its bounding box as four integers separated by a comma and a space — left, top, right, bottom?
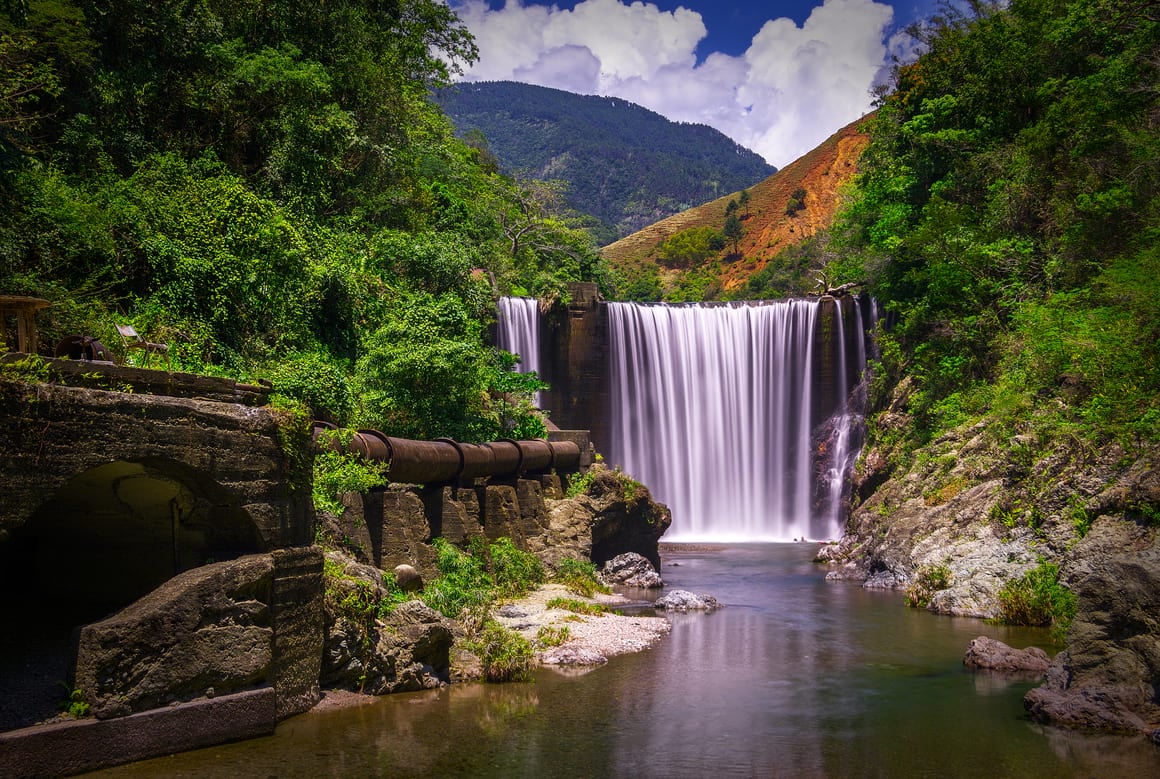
88, 544, 1158, 778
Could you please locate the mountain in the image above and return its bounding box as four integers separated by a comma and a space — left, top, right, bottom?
601, 115, 871, 300
437, 81, 776, 244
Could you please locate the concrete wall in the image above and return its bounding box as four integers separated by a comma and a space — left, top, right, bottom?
541, 283, 612, 455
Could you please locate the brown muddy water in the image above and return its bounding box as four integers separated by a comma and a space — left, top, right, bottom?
87, 544, 1159, 778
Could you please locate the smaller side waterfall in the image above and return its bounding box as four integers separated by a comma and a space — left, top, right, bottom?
495, 297, 542, 404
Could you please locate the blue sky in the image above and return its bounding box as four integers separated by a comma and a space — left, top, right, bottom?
447, 0, 940, 166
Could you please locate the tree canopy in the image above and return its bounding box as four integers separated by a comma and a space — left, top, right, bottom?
1, 0, 600, 440
830, 0, 1159, 447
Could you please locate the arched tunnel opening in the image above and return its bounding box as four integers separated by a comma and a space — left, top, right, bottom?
0, 459, 266, 731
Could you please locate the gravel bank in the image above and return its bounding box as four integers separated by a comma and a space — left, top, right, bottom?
494, 584, 671, 666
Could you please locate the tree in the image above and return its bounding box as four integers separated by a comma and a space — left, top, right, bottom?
738, 189, 751, 217
722, 213, 743, 255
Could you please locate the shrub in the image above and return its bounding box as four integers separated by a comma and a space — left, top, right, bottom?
997, 560, 1077, 644
905, 564, 952, 608
462, 618, 535, 682
486, 537, 545, 598
553, 557, 609, 597
421, 536, 544, 618
534, 625, 571, 648
311, 445, 390, 517
421, 537, 494, 618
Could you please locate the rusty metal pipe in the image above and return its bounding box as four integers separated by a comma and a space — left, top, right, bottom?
485, 440, 522, 477
312, 424, 583, 485
516, 439, 553, 473
548, 440, 581, 472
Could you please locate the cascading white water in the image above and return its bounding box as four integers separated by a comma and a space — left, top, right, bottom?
496, 297, 542, 405
607, 298, 868, 541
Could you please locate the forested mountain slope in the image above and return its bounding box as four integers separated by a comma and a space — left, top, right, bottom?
601, 115, 869, 301
816, 0, 1160, 737
438, 80, 775, 244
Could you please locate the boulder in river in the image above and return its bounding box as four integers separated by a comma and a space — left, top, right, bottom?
654, 590, 721, 612
963, 636, 1050, 674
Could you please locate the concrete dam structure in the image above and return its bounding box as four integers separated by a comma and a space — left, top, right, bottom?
496, 284, 876, 541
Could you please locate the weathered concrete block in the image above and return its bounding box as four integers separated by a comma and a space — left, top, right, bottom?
481, 483, 524, 543
0, 688, 276, 778
271, 547, 324, 720
379, 486, 438, 577
73, 555, 275, 719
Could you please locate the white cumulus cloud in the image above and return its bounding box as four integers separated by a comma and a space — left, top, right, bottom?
448, 0, 897, 167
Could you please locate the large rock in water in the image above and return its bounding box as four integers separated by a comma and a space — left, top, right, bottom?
654, 590, 721, 612
601, 552, 664, 589
963, 636, 1050, 674
1024, 516, 1160, 737
543, 466, 671, 571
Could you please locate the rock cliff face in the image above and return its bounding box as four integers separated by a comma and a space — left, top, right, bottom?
821, 377, 1160, 737
1024, 515, 1160, 738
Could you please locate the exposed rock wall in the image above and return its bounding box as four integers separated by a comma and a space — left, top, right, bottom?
821, 375, 1160, 737
1024, 498, 1160, 737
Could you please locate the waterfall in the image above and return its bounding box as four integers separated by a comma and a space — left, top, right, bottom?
496, 297, 542, 405
607, 298, 870, 542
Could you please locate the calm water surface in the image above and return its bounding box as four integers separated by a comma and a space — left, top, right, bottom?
89, 544, 1159, 778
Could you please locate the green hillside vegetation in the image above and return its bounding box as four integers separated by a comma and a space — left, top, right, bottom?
1, 0, 609, 441
828, 0, 1159, 454
437, 80, 776, 244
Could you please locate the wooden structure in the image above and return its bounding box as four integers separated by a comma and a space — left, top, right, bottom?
0, 296, 50, 354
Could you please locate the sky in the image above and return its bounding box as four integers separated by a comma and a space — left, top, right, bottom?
446, 0, 939, 167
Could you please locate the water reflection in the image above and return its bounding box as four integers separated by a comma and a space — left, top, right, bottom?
88, 545, 1158, 778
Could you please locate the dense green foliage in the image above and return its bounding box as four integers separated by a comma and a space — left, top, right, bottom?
438, 80, 775, 244
831, 0, 1160, 450
421, 536, 544, 619
997, 560, 1078, 643
1, 0, 606, 441
656, 226, 725, 268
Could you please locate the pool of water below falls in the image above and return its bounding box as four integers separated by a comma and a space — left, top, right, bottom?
88, 544, 1159, 778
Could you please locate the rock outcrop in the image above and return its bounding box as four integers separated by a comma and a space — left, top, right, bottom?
542, 466, 672, 571
963, 636, 1050, 674
1024, 516, 1160, 738
319, 552, 451, 695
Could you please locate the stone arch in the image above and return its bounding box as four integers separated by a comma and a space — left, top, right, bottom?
0, 458, 266, 731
